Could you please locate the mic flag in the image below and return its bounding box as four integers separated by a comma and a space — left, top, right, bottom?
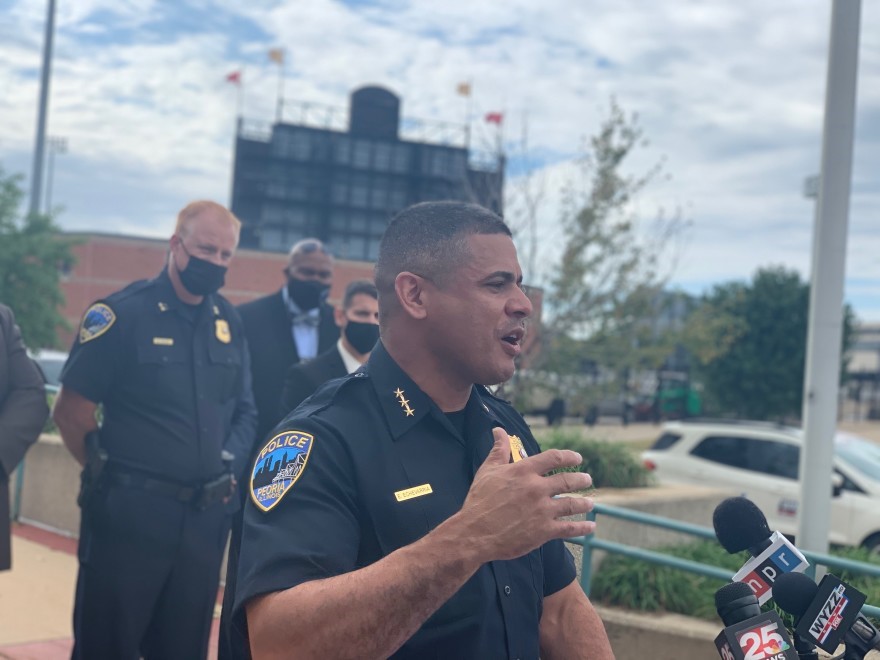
732, 531, 809, 605
780, 573, 868, 654
714, 611, 798, 659
714, 582, 799, 660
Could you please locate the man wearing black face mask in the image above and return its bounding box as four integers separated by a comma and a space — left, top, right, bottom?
280, 279, 379, 414
236, 239, 339, 443
53, 200, 258, 660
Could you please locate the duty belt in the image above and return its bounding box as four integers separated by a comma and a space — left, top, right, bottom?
106, 469, 233, 509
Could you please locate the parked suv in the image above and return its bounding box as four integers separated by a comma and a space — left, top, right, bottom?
641, 419, 880, 551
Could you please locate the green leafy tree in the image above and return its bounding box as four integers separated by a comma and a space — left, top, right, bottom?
511, 101, 687, 409
0, 165, 76, 348
684, 266, 854, 420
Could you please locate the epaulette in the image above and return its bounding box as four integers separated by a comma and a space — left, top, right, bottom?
102, 278, 154, 306
478, 384, 513, 405
285, 370, 371, 419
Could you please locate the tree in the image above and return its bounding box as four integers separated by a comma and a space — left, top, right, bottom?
533, 101, 686, 388
0, 165, 76, 349
500, 100, 689, 417
683, 266, 854, 421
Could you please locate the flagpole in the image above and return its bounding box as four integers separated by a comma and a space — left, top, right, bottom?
465, 79, 472, 149
276, 50, 285, 123
237, 70, 244, 119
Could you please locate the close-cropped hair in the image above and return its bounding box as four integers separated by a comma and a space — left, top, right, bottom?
343, 279, 378, 309
175, 200, 242, 236
374, 201, 511, 297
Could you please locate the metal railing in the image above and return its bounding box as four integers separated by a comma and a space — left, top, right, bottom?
11, 384, 59, 522
566, 502, 880, 619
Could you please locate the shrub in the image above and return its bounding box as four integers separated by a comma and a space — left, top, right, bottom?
539, 429, 652, 488
591, 539, 880, 623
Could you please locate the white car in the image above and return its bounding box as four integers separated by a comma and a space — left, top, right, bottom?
28, 348, 68, 389
641, 420, 880, 551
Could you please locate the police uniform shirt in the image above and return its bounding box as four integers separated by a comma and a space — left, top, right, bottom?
235, 341, 576, 659
61, 269, 256, 482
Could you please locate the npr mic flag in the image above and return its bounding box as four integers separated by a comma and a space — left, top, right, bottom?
732, 531, 808, 605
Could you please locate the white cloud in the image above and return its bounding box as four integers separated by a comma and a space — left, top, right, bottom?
1, 0, 879, 321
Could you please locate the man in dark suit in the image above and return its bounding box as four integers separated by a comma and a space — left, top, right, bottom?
237, 239, 339, 442
280, 279, 379, 415
0, 303, 50, 571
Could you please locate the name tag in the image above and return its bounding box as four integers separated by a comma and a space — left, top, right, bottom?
394, 484, 433, 502
152, 337, 174, 346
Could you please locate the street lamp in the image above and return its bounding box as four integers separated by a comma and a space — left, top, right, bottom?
44, 135, 67, 213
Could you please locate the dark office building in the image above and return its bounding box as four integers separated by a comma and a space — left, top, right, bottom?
231, 86, 505, 260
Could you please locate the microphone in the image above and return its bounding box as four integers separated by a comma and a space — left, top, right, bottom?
773, 571, 880, 659
714, 581, 798, 659
713, 497, 809, 604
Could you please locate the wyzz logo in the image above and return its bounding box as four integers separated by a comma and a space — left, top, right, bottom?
807, 585, 849, 644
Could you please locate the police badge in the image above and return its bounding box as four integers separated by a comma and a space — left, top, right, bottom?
250, 430, 314, 512
79, 303, 116, 344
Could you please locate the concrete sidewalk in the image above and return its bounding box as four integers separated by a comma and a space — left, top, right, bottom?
0, 524, 220, 660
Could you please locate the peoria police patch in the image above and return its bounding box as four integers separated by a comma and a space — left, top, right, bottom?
79, 303, 116, 344
250, 430, 314, 512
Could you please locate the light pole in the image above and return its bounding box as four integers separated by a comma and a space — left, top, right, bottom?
28, 0, 57, 218
44, 136, 67, 213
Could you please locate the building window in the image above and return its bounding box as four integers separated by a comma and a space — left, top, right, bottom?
350, 212, 368, 232
391, 144, 409, 172
389, 181, 407, 210
287, 207, 308, 230
260, 227, 285, 251
374, 142, 392, 171
330, 212, 348, 232
332, 179, 348, 204
350, 174, 369, 207
335, 137, 351, 164
353, 139, 371, 168
370, 177, 389, 209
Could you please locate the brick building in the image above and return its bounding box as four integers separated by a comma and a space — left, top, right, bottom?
56, 233, 374, 348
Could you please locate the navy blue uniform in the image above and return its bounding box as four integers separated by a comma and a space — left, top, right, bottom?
232, 341, 575, 659
62, 269, 257, 660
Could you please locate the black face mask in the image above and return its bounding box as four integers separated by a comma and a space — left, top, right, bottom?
344, 320, 380, 355
177, 244, 227, 296
287, 278, 329, 311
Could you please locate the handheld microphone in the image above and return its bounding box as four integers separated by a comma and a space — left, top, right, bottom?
713, 497, 809, 604
714, 581, 799, 659
773, 571, 879, 659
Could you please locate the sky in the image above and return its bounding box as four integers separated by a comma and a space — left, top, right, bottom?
2, 0, 879, 320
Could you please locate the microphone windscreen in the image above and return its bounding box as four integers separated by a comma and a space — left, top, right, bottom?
715, 581, 762, 626
713, 497, 771, 554
773, 571, 818, 619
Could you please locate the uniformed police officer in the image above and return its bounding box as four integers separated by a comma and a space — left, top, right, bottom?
232, 201, 614, 658
53, 200, 258, 660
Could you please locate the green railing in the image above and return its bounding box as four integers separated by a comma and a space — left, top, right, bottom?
11, 384, 59, 522
567, 502, 880, 619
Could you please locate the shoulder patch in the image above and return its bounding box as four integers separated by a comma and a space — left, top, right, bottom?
79, 303, 116, 344
250, 430, 314, 512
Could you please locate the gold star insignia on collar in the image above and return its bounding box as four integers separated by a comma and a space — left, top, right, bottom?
394, 388, 414, 417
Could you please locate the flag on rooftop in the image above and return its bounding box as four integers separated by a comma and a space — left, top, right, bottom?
269, 48, 285, 65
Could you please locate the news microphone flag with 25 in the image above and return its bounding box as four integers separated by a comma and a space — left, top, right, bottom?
714, 610, 798, 660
